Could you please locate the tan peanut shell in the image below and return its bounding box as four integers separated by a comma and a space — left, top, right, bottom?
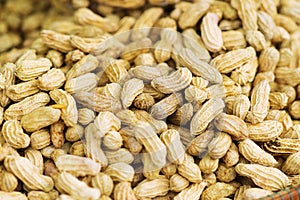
190, 98, 225, 135
131, 7, 163, 40
24, 148, 44, 174
4, 92, 50, 120
105, 148, 134, 164
134, 110, 168, 133
102, 131, 122, 150
248, 120, 283, 142
50, 120, 65, 148
233, 0, 258, 31
64, 73, 98, 94
15, 58, 52, 81
114, 182, 137, 200
78, 108, 95, 125
178, 154, 202, 183
210, 47, 255, 74
134, 121, 167, 167
222, 143, 239, 167
54, 172, 100, 200
121, 78, 144, 108
235, 163, 290, 191
178, 48, 222, 84
104, 162, 134, 182
201, 12, 223, 53
160, 129, 185, 164
243, 188, 273, 200
41, 30, 73, 53
4, 156, 54, 192
66, 54, 99, 79
92, 173, 114, 196
133, 63, 171, 82
201, 182, 237, 200
208, 132, 232, 159
199, 155, 219, 174
264, 138, 300, 155
0, 170, 18, 192
282, 151, 300, 175
170, 174, 189, 192
174, 182, 207, 200
238, 139, 278, 166
133, 93, 155, 111
54, 154, 101, 176
6, 79, 39, 102
179, 2, 210, 29
151, 67, 192, 94
187, 130, 214, 156
245, 30, 267, 52
94, 111, 121, 136
150, 93, 182, 120
30, 129, 51, 150
216, 163, 236, 182
74, 8, 119, 32
133, 176, 169, 199
232, 94, 251, 120
0, 191, 27, 200
2, 120, 30, 149
37, 68, 66, 91
74, 90, 122, 113
246, 80, 270, 124
168, 103, 194, 126
214, 113, 249, 140
84, 123, 108, 167
21, 106, 61, 132
182, 28, 211, 62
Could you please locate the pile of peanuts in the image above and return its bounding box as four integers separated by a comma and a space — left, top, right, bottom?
1, 0, 300, 199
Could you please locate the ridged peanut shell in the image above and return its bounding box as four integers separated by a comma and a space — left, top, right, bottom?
134, 121, 167, 168
210, 47, 255, 73
104, 162, 134, 182
0, 170, 18, 192
151, 67, 192, 94
174, 182, 207, 200
170, 174, 189, 192
178, 154, 202, 183
150, 93, 182, 120
54, 172, 100, 199
190, 98, 225, 135
94, 111, 121, 136
208, 132, 232, 159
16, 58, 52, 81
199, 155, 219, 174
201, 12, 223, 52
133, 176, 169, 199
114, 182, 137, 200
4, 156, 54, 192
54, 154, 101, 176
2, 120, 30, 149
214, 113, 248, 140
282, 152, 300, 175
50, 89, 78, 127
238, 139, 277, 166
4, 92, 50, 120
248, 120, 283, 142
201, 182, 236, 200
92, 173, 113, 196
6, 79, 39, 102
21, 107, 61, 132
235, 163, 290, 191
121, 78, 144, 108
0, 191, 27, 200
160, 129, 185, 164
